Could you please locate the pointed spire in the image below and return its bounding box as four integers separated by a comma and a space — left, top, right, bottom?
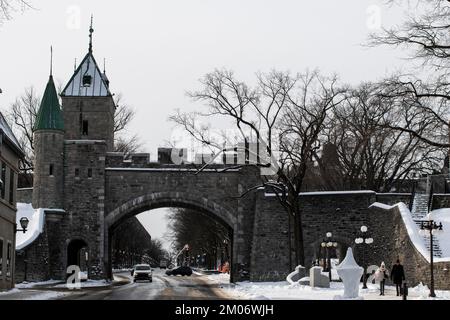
103, 58, 106, 74
50, 46, 53, 76
88, 14, 94, 53
35, 76, 64, 131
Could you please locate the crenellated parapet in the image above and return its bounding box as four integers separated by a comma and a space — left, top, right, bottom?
105, 152, 151, 168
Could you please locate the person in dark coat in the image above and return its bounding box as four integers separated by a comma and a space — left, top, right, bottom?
390, 259, 405, 296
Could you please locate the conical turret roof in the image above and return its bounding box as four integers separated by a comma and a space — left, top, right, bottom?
34, 76, 64, 131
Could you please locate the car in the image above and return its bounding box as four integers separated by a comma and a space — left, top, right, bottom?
166, 266, 193, 276
131, 264, 153, 282
159, 259, 168, 269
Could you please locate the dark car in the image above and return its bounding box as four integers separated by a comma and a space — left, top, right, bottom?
166, 266, 193, 276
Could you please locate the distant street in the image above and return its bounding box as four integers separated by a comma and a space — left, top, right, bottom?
60, 269, 231, 300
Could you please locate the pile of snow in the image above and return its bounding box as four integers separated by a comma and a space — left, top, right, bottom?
16, 204, 45, 250
427, 208, 450, 257
219, 280, 450, 300
54, 279, 110, 289
15, 280, 62, 289
370, 202, 450, 262
205, 273, 231, 285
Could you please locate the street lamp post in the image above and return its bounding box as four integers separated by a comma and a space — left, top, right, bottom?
417, 217, 444, 298
354, 226, 373, 289
321, 232, 338, 281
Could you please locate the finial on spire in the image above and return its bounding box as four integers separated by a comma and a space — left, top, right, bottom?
88, 14, 94, 53
50, 46, 53, 76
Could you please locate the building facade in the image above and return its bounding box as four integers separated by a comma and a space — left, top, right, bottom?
0, 113, 24, 291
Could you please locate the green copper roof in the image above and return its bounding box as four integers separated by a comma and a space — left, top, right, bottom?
34, 76, 64, 131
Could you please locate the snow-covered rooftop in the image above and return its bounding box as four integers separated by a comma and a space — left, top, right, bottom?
16, 203, 65, 250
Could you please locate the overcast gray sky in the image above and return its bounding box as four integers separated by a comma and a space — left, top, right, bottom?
0, 0, 410, 249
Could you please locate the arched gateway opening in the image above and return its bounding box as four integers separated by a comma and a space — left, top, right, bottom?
67, 239, 89, 278
104, 192, 238, 282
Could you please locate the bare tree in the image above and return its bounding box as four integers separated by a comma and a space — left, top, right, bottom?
167, 208, 230, 269
5, 87, 39, 171
368, 0, 450, 148
0, 0, 32, 24
114, 134, 143, 157
113, 93, 141, 155
171, 69, 347, 268
323, 83, 444, 192
370, 0, 450, 70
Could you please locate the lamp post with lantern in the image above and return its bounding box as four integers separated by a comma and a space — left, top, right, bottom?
321, 232, 338, 281
416, 214, 444, 298
354, 226, 374, 289
14, 217, 29, 233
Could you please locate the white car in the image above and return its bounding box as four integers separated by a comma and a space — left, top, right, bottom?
131, 264, 153, 282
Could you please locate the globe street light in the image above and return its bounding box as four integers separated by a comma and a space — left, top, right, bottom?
416, 215, 444, 298
354, 225, 373, 289
321, 232, 338, 281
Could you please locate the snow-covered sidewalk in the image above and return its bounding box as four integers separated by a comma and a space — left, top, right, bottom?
0, 288, 70, 300
0, 278, 115, 300
206, 274, 450, 300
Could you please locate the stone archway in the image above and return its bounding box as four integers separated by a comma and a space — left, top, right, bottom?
67, 239, 89, 278
104, 191, 239, 282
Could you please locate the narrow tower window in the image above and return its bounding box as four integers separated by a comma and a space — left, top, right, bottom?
88, 168, 93, 178
0, 238, 3, 277
1, 162, 5, 199
82, 120, 89, 135
49, 164, 54, 176
9, 169, 14, 205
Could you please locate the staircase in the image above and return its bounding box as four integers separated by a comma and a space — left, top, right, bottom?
411, 192, 443, 258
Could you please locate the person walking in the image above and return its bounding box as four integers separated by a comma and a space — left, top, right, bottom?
375, 262, 389, 295
391, 259, 406, 296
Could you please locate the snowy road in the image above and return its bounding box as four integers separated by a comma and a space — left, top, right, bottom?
59, 269, 231, 300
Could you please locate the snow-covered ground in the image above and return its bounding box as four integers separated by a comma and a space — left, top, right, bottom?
15, 280, 62, 289
206, 274, 450, 300
53, 279, 111, 288
0, 288, 69, 300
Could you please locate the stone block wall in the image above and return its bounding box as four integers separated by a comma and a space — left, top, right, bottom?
58, 140, 108, 280
16, 188, 33, 204
368, 205, 450, 290
15, 231, 50, 283
432, 194, 450, 210
250, 191, 291, 282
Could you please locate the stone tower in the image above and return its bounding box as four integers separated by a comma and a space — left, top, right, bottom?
60, 21, 115, 150
57, 19, 115, 279
32, 75, 65, 209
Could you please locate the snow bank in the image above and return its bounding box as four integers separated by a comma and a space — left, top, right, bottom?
369, 202, 450, 262
221, 280, 450, 300
427, 208, 450, 258
264, 190, 376, 197
54, 279, 111, 288
15, 280, 62, 289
